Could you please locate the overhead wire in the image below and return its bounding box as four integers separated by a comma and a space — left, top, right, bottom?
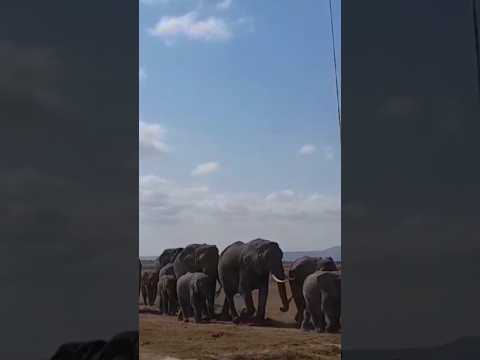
329, 0, 341, 142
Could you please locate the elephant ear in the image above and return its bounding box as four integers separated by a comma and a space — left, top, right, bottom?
249, 241, 275, 274
178, 246, 196, 267
238, 248, 256, 293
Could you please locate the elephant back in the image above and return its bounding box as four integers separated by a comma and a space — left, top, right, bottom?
289, 256, 318, 281
156, 247, 183, 272
174, 243, 219, 279
309, 270, 341, 296
174, 245, 200, 278
316, 257, 338, 272
220, 241, 245, 257
159, 263, 175, 277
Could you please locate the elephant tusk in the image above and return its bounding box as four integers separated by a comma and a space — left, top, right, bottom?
271, 274, 289, 283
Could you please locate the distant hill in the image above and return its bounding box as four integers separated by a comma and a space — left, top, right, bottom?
284, 245, 341, 262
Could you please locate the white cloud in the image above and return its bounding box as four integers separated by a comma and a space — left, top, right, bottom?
139, 121, 170, 155
191, 161, 220, 176
323, 146, 334, 160
139, 67, 147, 81
299, 144, 316, 155
216, 0, 232, 10
139, 175, 340, 253
148, 12, 232, 43
266, 190, 295, 201
140, 176, 339, 224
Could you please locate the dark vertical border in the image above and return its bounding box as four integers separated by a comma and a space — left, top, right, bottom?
0, 1, 138, 359
343, 0, 480, 358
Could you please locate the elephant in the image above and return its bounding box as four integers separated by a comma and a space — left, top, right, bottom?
159, 263, 175, 277
141, 271, 158, 306
176, 272, 213, 323
302, 270, 341, 333
155, 247, 183, 272
173, 244, 219, 317
288, 256, 338, 328
148, 271, 159, 305
147, 248, 183, 304
218, 238, 290, 325
158, 274, 178, 315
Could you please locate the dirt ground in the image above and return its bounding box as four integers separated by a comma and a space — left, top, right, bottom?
139, 276, 341, 360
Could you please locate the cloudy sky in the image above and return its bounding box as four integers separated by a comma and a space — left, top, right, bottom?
139, 0, 341, 256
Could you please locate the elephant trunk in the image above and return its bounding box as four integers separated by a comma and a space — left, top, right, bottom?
277, 281, 290, 312
271, 263, 290, 313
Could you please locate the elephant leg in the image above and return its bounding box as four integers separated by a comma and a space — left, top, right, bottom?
221, 293, 239, 323
163, 293, 169, 315
192, 296, 202, 323
228, 296, 239, 320
142, 287, 147, 305
208, 284, 216, 318
203, 298, 211, 321
177, 306, 183, 321
255, 278, 269, 322
182, 305, 190, 322
158, 292, 164, 314
323, 297, 340, 333
168, 296, 174, 315
240, 291, 255, 320
173, 296, 179, 316
160, 292, 168, 315
163, 292, 168, 314
312, 311, 326, 333
218, 297, 231, 321
310, 297, 326, 333
291, 282, 305, 328
301, 308, 314, 331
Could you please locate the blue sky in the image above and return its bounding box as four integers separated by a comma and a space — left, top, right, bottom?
139, 0, 341, 256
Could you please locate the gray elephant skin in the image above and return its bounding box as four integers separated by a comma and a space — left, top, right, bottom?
173, 244, 219, 317
155, 247, 183, 272
159, 262, 175, 277
141, 271, 158, 306
148, 248, 184, 303
141, 271, 149, 305
288, 256, 337, 328
302, 270, 341, 333
218, 238, 290, 324
176, 272, 212, 323
158, 274, 178, 315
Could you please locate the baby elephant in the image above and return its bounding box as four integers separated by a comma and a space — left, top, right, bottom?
158, 275, 178, 315
176, 272, 212, 323
302, 270, 341, 333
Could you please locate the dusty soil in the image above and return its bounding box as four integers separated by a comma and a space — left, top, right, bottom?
139, 276, 341, 360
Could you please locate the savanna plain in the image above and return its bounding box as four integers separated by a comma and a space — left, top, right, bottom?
139, 262, 341, 360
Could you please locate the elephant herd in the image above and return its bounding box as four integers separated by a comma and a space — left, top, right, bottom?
139, 238, 341, 333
